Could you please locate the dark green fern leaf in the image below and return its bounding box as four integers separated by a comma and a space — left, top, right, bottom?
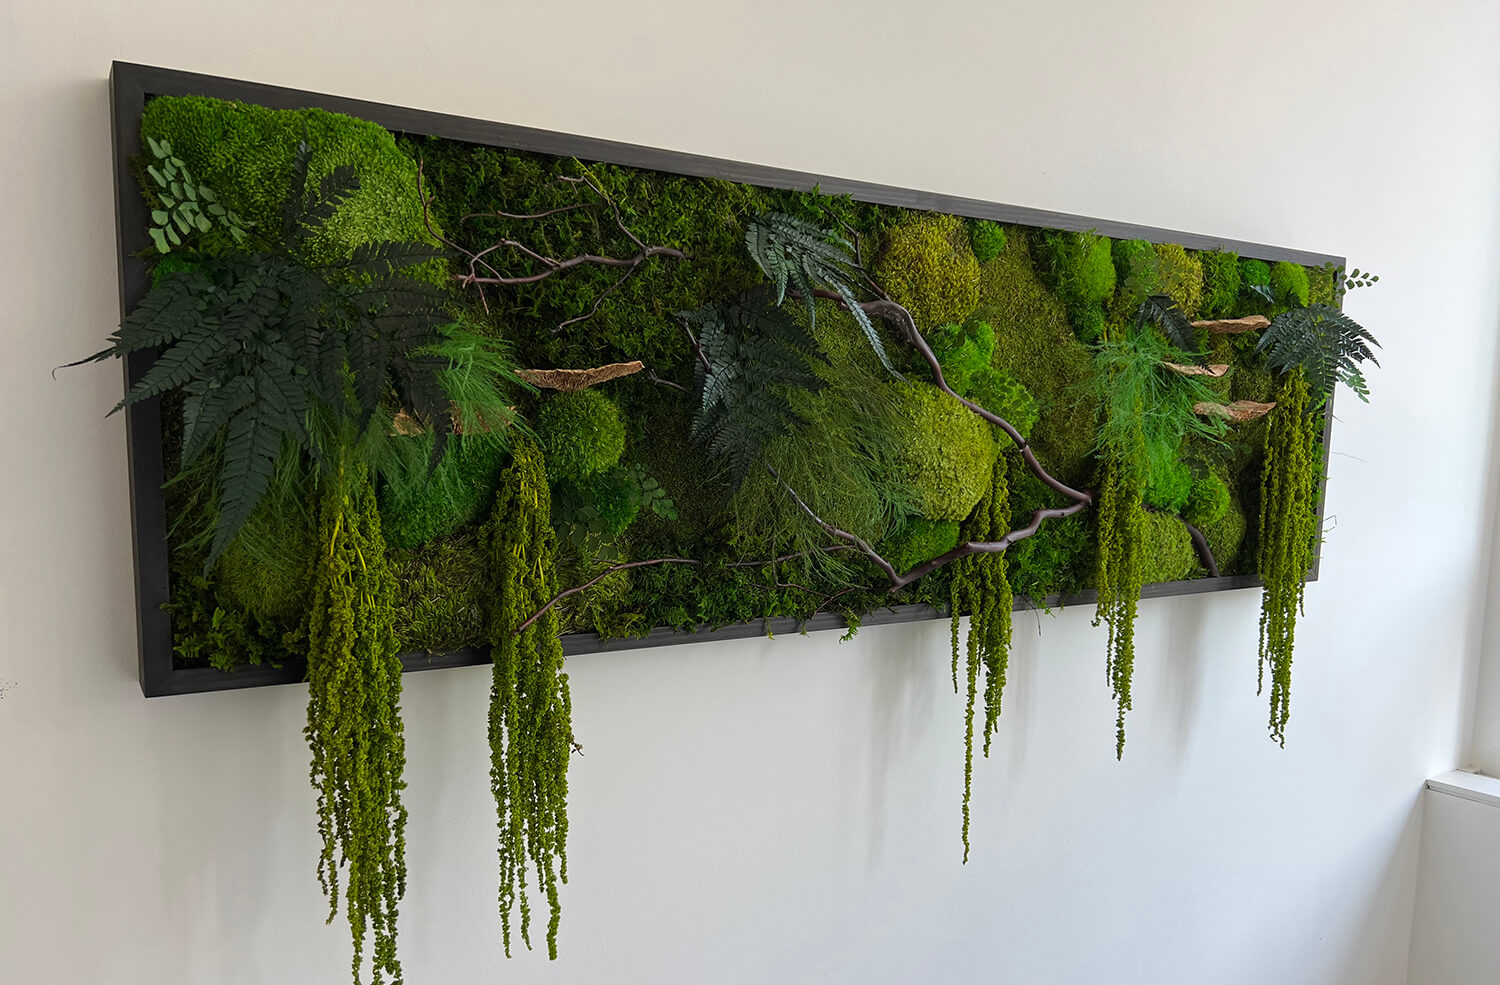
1257, 303, 1381, 405
1136, 294, 1205, 364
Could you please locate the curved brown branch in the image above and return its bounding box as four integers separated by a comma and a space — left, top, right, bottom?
1181, 518, 1221, 579
416, 162, 684, 331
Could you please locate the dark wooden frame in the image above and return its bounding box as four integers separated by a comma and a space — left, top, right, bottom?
109, 61, 1341, 697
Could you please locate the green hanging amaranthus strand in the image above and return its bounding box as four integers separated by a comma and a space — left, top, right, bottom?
1257, 370, 1319, 745
950, 452, 1014, 862
480, 436, 573, 959
304, 464, 409, 985
1094, 410, 1146, 761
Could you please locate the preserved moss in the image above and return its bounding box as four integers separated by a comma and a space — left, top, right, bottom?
1270, 261, 1311, 308
533, 390, 626, 482
1035, 229, 1116, 341
873, 213, 982, 330
881, 517, 962, 574
1198, 249, 1241, 319
886, 382, 997, 520
1153, 243, 1204, 318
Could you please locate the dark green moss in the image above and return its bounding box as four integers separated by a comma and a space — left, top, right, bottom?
1112, 238, 1161, 306
379, 438, 509, 550
969, 368, 1039, 439
390, 532, 488, 653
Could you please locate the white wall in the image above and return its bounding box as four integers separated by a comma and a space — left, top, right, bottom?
1407, 775, 1500, 985
3, 3, 1499, 984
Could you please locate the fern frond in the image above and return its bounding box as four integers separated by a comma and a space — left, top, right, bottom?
1257, 304, 1381, 405
1136, 294, 1204, 364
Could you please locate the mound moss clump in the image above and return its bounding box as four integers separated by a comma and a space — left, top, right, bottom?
380, 438, 510, 550
1035, 229, 1116, 341
1154, 243, 1204, 318
1270, 261, 1310, 307
929, 318, 996, 395
968, 368, 1039, 439
141, 95, 437, 266
1140, 511, 1197, 584
873, 213, 982, 331
534, 390, 627, 482
886, 382, 996, 520
881, 517, 962, 574
968, 219, 1007, 264
1184, 472, 1231, 527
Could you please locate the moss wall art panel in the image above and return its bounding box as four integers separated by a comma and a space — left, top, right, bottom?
94, 64, 1382, 984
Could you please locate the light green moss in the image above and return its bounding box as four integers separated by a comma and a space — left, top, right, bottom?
1184, 472, 1230, 527
1198, 249, 1241, 319
886, 382, 996, 520
873, 213, 982, 331
968, 368, 1039, 439
1140, 511, 1197, 584
1112, 238, 1161, 305
1153, 243, 1204, 318
968, 219, 1007, 264
880, 517, 962, 574
140, 95, 439, 267
1035, 229, 1116, 341
929, 318, 996, 395
1270, 261, 1310, 307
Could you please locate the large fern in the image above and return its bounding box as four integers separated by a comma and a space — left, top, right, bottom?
678, 288, 826, 483
744, 211, 899, 377
75, 139, 453, 566
1257, 304, 1381, 405
1135, 294, 1205, 365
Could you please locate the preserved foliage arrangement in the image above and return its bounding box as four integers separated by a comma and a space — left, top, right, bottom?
86, 91, 1382, 980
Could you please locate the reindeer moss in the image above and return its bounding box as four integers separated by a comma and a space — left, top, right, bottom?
873, 213, 982, 331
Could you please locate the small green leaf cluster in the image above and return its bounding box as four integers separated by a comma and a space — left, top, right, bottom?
534, 389, 627, 483
143, 136, 247, 253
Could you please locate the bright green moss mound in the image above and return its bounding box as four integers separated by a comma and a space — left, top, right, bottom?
534, 390, 627, 482
978, 230, 1099, 487
1184, 472, 1230, 527
968, 219, 1007, 264
1035, 230, 1115, 341
1198, 250, 1241, 319
969, 368, 1039, 439
1112, 238, 1161, 305
874, 213, 981, 331
929, 318, 996, 395
1240, 258, 1271, 287
1202, 493, 1249, 572
1140, 511, 1197, 584
1270, 261, 1310, 307
886, 382, 996, 520
881, 517, 962, 574
140, 95, 436, 266
379, 438, 509, 549
1144, 458, 1193, 513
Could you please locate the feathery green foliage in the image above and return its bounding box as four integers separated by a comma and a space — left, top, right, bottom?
1257, 372, 1320, 745
77, 138, 456, 567
481, 438, 572, 960
874, 212, 982, 332
304, 466, 408, 985
951, 456, 1013, 861
744, 211, 897, 375
1143, 458, 1193, 513
680, 288, 825, 484
534, 390, 627, 482
1258, 304, 1381, 405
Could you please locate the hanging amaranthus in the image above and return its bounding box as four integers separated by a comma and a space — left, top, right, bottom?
1257, 370, 1319, 745
304, 465, 409, 985
950, 453, 1014, 862
480, 437, 572, 959
1094, 414, 1146, 761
